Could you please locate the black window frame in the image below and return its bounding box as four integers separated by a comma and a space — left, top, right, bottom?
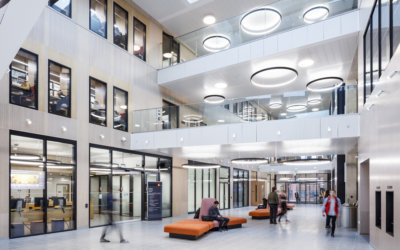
89, 77, 107, 127
233, 168, 249, 208
133, 17, 146, 61
48, 60, 72, 118
113, 86, 128, 132
48, 0, 72, 18
89, 0, 108, 38
113, 2, 129, 50
9, 48, 39, 110
9, 130, 77, 238
376, 191, 381, 228
219, 166, 231, 210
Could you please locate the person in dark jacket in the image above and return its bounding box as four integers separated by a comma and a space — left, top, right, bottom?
278, 192, 289, 222
268, 187, 279, 224
209, 201, 229, 232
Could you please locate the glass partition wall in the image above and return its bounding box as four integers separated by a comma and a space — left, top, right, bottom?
9, 131, 76, 238
233, 169, 249, 208
187, 166, 217, 213
219, 167, 230, 210
89, 146, 172, 227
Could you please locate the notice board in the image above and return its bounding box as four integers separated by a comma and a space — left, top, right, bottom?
148, 181, 162, 220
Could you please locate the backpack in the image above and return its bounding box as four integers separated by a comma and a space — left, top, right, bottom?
193, 208, 200, 219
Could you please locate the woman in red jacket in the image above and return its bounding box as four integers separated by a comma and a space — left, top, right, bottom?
322, 190, 342, 237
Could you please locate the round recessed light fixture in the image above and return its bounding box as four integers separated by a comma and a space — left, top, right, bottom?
204, 95, 225, 104
251, 67, 298, 88
307, 97, 322, 105
214, 82, 228, 89
217, 119, 225, 123
182, 164, 220, 169
163, 52, 172, 58
280, 112, 287, 116
287, 104, 307, 112
231, 158, 269, 165
269, 101, 283, 109
203, 35, 231, 52
183, 114, 203, 124
240, 8, 282, 35
303, 6, 329, 24
203, 15, 216, 25
133, 44, 141, 51
306, 77, 344, 92
312, 108, 319, 112
298, 58, 314, 68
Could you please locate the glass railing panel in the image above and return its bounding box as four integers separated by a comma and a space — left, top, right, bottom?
165, 0, 357, 67
132, 85, 357, 133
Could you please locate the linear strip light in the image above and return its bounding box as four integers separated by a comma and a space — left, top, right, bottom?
182, 164, 220, 169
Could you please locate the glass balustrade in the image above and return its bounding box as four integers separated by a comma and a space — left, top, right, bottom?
132, 85, 357, 133
163, 0, 358, 67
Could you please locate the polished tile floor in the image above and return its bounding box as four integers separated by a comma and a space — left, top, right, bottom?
0, 205, 373, 250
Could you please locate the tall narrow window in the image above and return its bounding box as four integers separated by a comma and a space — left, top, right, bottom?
10, 49, 38, 109
393, 0, 400, 54
48, 61, 71, 117
49, 0, 71, 18
90, 0, 107, 38
113, 87, 128, 131
162, 33, 180, 68
113, 3, 128, 50
386, 191, 394, 236
89, 77, 107, 126
133, 17, 146, 61
376, 191, 381, 228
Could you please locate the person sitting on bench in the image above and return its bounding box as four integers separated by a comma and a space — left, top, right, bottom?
209, 200, 230, 232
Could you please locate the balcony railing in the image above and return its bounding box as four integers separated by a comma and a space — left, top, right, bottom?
132, 85, 357, 133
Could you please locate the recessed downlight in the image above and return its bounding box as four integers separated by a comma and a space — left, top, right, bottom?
203, 35, 231, 52
214, 82, 228, 89
133, 44, 141, 51
303, 6, 329, 24
306, 77, 344, 92
203, 15, 216, 25
204, 95, 225, 104
287, 104, 307, 112
217, 119, 225, 123
312, 108, 319, 112
269, 101, 283, 109
307, 97, 322, 105
251, 67, 298, 88
163, 52, 172, 58
240, 8, 282, 35
298, 58, 314, 68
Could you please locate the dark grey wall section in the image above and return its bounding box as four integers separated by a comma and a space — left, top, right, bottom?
337, 155, 346, 203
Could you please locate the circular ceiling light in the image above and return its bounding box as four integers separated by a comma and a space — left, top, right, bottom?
307, 97, 322, 105
203, 15, 216, 25
182, 164, 220, 169
231, 158, 269, 165
269, 101, 282, 109
241, 8, 282, 35
183, 114, 203, 124
283, 159, 331, 166
203, 35, 231, 52
306, 77, 344, 92
287, 104, 307, 112
298, 58, 314, 68
214, 82, 228, 89
251, 67, 298, 88
303, 6, 329, 24
204, 95, 225, 104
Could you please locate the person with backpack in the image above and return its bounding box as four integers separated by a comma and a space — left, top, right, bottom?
322, 190, 342, 237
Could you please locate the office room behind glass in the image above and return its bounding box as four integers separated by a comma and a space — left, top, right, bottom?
48, 61, 71, 117
90, 77, 107, 126
90, 0, 107, 38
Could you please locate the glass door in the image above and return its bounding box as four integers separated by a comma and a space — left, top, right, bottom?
308, 183, 317, 204
288, 183, 299, 203
300, 184, 306, 203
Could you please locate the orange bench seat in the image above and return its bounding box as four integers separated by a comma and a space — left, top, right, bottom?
248, 208, 281, 219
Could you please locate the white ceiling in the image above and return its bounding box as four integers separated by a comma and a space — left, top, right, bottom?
131, 0, 276, 36
161, 33, 358, 103
137, 137, 358, 170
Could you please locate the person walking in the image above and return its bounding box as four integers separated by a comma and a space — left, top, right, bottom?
278, 192, 289, 222
100, 192, 128, 243
268, 187, 279, 224
322, 190, 342, 237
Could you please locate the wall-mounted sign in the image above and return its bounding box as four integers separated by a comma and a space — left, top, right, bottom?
147, 182, 162, 221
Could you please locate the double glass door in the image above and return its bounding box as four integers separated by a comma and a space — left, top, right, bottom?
287, 182, 320, 204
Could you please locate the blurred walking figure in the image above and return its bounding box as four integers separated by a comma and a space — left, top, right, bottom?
322, 190, 342, 237
267, 187, 279, 224
100, 192, 128, 243
278, 192, 289, 222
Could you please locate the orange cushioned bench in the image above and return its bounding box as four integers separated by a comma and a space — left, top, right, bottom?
248, 208, 281, 219
164, 198, 247, 240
